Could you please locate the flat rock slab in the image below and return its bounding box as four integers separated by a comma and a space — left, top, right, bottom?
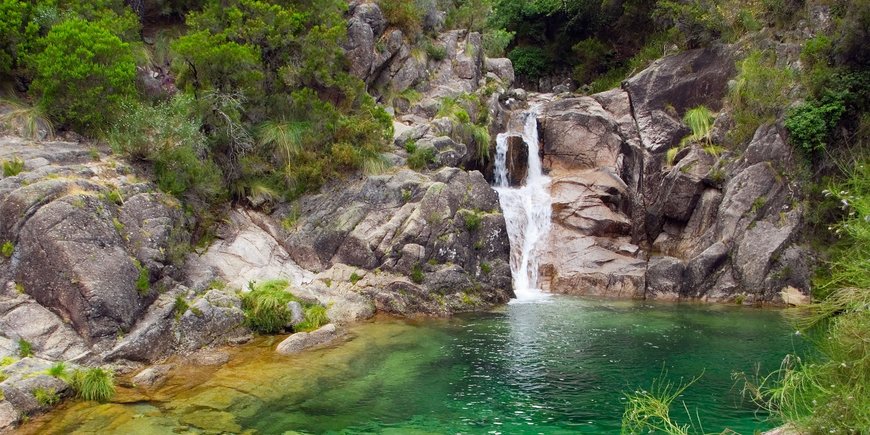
275, 324, 339, 355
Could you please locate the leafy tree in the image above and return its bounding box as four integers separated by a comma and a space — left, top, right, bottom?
29, 18, 136, 132
0, 0, 34, 76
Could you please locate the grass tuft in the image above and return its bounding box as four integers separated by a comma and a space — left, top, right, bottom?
70, 367, 115, 403
240, 279, 297, 334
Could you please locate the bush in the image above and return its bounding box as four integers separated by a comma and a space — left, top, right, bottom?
424, 40, 447, 61
653, 0, 725, 48
70, 367, 115, 402
785, 99, 845, 153
0, 0, 32, 76
482, 29, 515, 58
109, 96, 225, 202
29, 18, 136, 133
240, 279, 296, 334
46, 362, 66, 378
571, 38, 612, 84
508, 46, 550, 80
377, 0, 423, 36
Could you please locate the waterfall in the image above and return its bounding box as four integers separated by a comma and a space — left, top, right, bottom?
493, 107, 552, 303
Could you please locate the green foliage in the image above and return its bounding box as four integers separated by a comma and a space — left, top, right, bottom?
462, 210, 483, 231
482, 29, 514, 58
377, 0, 423, 36
480, 262, 492, 274
133, 260, 149, 295
109, 95, 225, 202
508, 46, 550, 80
1, 241, 13, 258
34, 387, 59, 406
2, 156, 24, 177
785, 99, 845, 153
408, 146, 436, 170
349, 272, 362, 285
729, 50, 794, 144
665, 147, 681, 166
739, 161, 869, 434
621, 372, 704, 435
17, 338, 32, 357
70, 367, 115, 403
410, 263, 424, 284
571, 38, 612, 84
761, 0, 804, 27
46, 361, 67, 378
0, 356, 16, 367
240, 279, 296, 334
682, 106, 714, 144
29, 18, 136, 133
0, 0, 32, 76
652, 0, 725, 49
424, 40, 447, 61
296, 304, 329, 332
173, 296, 190, 320
171, 31, 264, 97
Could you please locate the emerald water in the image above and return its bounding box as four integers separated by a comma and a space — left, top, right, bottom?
25, 297, 803, 434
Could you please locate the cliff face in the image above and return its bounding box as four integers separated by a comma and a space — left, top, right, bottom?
522, 46, 812, 303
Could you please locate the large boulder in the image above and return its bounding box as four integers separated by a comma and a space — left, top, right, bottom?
624, 45, 736, 152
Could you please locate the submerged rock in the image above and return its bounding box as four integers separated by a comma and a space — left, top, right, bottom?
275, 324, 340, 355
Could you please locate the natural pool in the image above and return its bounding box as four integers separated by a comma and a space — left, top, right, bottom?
23, 296, 805, 434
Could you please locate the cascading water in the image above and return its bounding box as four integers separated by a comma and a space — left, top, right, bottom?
493, 106, 552, 303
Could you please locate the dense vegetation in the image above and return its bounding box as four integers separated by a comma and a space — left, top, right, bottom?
1, 0, 392, 213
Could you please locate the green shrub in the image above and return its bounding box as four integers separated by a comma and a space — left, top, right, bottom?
410, 263, 424, 284
173, 296, 190, 320
408, 147, 436, 170
785, 99, 845, 153
0, 0, 31, 76
682, 105, 715, 144
653, 0, 725, 48
29, 18, 136, 133
2, 157, 24, 177
349, 272, 362, 285
70, 367, 115, 403
240, 279, 296, 334
34, 387, 59, 406
1, 241, 13, 258
508, 46, 550, 80
761, 0, 804, 27
571, 38, 612, 84
480, 262, 492, 274
109, 96, 225, 202
482, 29, 515, 58
17, 338, 32, 357
296, 304, 329, 332
377, 0, 423, 36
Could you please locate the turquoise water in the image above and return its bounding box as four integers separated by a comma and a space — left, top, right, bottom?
26, 297, 804, 434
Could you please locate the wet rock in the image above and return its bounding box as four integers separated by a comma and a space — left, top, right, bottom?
540, 97, 623, 174
132, 364, 173, 389
275, 324, 339, 355
646, 256, 685, 299
189, 349, 230, 366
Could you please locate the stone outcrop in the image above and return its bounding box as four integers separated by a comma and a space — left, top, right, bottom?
527, 45, 812, 303
275, 324, 340, 355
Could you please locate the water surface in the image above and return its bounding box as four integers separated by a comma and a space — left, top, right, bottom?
24, 297, 803, 434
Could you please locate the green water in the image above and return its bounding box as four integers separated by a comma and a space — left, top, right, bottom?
25, 297, 804, 434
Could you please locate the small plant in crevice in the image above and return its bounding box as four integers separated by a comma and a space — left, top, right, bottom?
480, 262, 492, 275
18, 339, 33, 357
410, 263, 424, 284
1, 241, 13, 258
462, 210, 483, 232
173, 296, 191, 320
750, 196, 767, 214
134, 260, 150, 295
2, 157, 24, 177
296, 304, 329, 332
349, 272, 362, 285
46, 362, 67, 378
34, 387, 60, 407
408, 146, 436, 170
70, 367, 115, 403
682, 105, 715, 145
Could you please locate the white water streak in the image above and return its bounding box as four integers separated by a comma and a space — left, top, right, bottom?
494, 107, 552, 303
